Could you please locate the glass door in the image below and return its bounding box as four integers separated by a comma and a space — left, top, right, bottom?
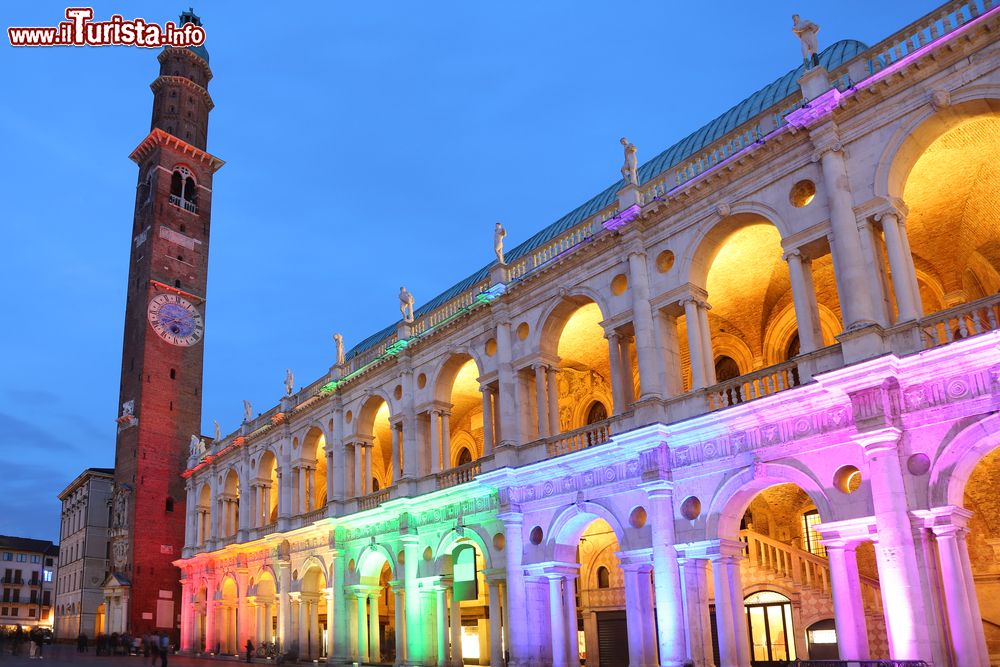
744, 591, 795, 664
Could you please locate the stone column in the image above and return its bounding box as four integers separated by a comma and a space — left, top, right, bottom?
330, 406, 345, 503
402, 406, 419, 479
496, 318, 521, 445
184, 484, 196, 550
534, 364, 550, 439
326, 448, 337, 506
547, 575, 567, 667
297, 466, 308, 514
436, 414, 449, 471
391, 583, 405, 666
369, 591, 380, 662
487, 577, 504, 667
682, 299, 708, 389
620, 335, 636, 405
324, 589, 335, 661
562, 573, 580, 666
204, 592, 217, 653
858, 428, 932, 661
500, 514, 529, 667
355, 591, 369, 663
237, 574, 250, 651
956, 529, 990, 667
697, 303, 716, 386
277, 562, 291, 650
449, 586, 463, 667
620, 563, 646, 667
784, 249, 822, 353
364, 442, 374, 494
180, 578, 193, 652
679, 557, 713, 667
295, 596, 307, 656
627, 248, 665, 399
262, 485, 273, 526
435, 587, 448, 666
277, 465, 292, 529
897, 217, 923, 317
430, 410, 441, 473
710, 548, 744, 667
645, 485, 686, 666
606, 332, 625, 414
876, 208, 919, 323
927, 510, 989, 667
546, 366, 560, 435
309, 598, 321, 658
390, 422, 401, 481
332, 551, 348, 662
402, 536, 424, 663
823, 541, 869, 659
208, 481, 220, 544
817, 141, 878, 328
480, 388, 494, 455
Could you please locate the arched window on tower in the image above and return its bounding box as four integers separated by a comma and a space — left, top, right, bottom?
169, 167, 197, 213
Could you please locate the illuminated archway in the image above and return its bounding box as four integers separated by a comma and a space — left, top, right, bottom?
219, 576, 239, 655
356, 394, 394, 491
254, 450, 279, 526
220, 469, 240, 538
433, 354, 484, 470
297, 560, 328, 659
196, 483, 211, 547
301, 427, 328, 511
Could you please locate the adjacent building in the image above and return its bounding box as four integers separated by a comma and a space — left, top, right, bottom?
53, 467, 114, 640
0, 536, 58, 631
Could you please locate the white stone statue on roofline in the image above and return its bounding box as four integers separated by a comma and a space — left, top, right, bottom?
494, 222, 507, 265
620, 137, 638, 186
243, 399, 253, 423
214, 420, 221, 442
189, 434, 200, 458
399, 286, 415, 323
284, 368, 294, 396
792, 14, 820, 67
333, 332, 346, 366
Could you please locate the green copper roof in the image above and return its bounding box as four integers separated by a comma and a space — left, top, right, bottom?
345, 39, 869, 363
179, 7, 209, 63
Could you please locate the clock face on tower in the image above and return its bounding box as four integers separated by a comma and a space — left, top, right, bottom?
147, 293, 204, 346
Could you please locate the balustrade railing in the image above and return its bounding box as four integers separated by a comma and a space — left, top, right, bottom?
866, 0, 994, 75
437, 459, 482, 490
300, 506, 328, 523
706, 359, 800, 411
168, 193, 197, 213
919, 292, 1000, 349
741, 530, 882, 614
545, 413, 628, 458
357, 487, 391, 511
787, 662, 929, 667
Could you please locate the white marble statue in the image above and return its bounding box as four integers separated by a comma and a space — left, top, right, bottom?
189, 434, 199, 458
214, 420, 221, 442
284, 368, 294, 396
494, 222, 507, 265
121, 399, 135, 418
243, 399, 253, 423
792, 14, 820, 66
620, 137, 638, 186
399, 286, 415, 323
333, 333, 346, 366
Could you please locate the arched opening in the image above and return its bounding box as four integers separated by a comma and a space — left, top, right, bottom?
300, 427, 328, 513
355, 548, 397, 664
544, 298, 616, 435
169, 166, 197, 211
193, 585, 207, 652
686, 214, 839, 395
456, 447, 473, 466
707, 481, 886, 666
437, 538, 490, 665
254, 571, 277, 649
356, 395, 393, 494
220, 469, 240, 539
297, 563, 328, 660
551, 510, 636, 667
255, 451, 279, 527
896, 108, 1000, 325
219, 577, 238, 655
196, 484, 211, 547
434, 354, 485, 471
585, 401, 608, 425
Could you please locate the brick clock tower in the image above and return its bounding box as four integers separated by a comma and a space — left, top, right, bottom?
105, 9, 222, 637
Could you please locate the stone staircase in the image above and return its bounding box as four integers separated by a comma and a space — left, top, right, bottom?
740, 529, 884, 615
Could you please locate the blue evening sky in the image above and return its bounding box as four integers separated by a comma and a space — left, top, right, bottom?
1, 1, 940, 542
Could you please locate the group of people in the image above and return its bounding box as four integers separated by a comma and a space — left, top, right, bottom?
86, 631, 172, 665
0, 626, 49, 659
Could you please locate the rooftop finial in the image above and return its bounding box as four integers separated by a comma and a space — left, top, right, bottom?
179, 7, 202, 27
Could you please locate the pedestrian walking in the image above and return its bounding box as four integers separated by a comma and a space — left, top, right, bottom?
158, 631, 170, 667
245, 638, 254, 663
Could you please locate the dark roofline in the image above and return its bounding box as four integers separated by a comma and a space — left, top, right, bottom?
0, 535, 55, 554
345, 39, 869, 362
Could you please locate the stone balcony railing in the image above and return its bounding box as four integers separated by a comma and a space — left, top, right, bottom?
706, 359, 801, 412
919, 292, 1000, 349
437, 459, 483, 490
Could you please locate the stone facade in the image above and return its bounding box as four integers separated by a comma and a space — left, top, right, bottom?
54, 468, 113, 640
175, 2, 1000, 666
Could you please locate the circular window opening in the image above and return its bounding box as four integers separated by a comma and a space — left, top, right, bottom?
394, 384, 403, 400
417, 373, 427, 389
345, 410, 353, 424
516, 322, 529, 340
790, 179, 816, 208
656, 249, 675, 273
492, 533, 506, 551
833, 465, 862, 494
629, 506, 647, 529
347, 559, 356, 573
907, 453, 931, 476
611, 273, 629, 296
680, 495, 702, 520
485, 338, 497, 357
529, 526, 543, 545
423, 547, 433, 561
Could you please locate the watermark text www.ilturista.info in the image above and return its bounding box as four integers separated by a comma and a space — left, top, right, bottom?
8, 8, 205, 48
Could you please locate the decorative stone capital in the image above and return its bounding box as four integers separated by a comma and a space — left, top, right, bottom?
853, 426, 903, 458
